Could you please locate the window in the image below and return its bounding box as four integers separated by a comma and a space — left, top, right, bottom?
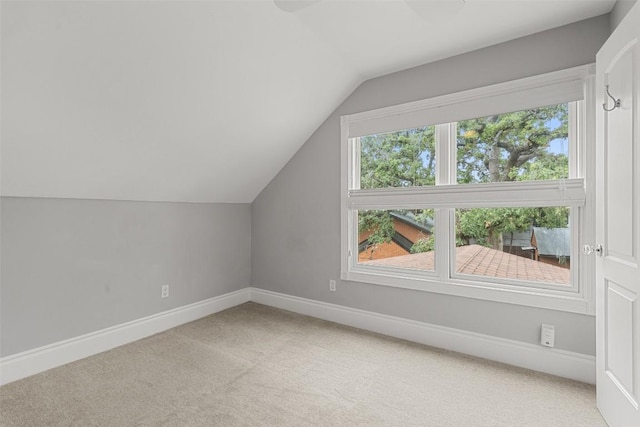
341, 66, 595, 314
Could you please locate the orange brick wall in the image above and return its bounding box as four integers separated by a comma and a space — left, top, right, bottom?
358, 217, 431, 262
393, 219, 430, 243
359, 241, 408, 262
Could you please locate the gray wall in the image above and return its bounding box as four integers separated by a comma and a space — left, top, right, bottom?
251, 15, 611, 356
0, 197, 251, 357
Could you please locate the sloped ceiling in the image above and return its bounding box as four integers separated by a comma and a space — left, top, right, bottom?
1, 0, 615, 203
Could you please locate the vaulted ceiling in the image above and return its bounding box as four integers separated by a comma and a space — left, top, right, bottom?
1, 0, 615, 203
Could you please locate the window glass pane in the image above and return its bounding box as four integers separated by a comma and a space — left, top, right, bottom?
357, 209, 435, 272
359, 126, 436, 189
457, 103, 569, 184
454, 207, 571, 286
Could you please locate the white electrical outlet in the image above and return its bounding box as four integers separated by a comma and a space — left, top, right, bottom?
161, 285, 169, 298
329, 280, 336, 292
541, 324, 555, 347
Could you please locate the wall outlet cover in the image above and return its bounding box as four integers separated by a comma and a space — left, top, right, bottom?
541, 323, 555, 347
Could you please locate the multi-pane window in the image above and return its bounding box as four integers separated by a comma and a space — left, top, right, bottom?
341, 66, 594, 313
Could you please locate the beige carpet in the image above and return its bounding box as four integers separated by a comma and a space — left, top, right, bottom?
0, 302, 606, 426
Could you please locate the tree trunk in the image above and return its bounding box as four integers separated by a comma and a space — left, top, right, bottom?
488, 144, 501, 182
488, 229, 503, 251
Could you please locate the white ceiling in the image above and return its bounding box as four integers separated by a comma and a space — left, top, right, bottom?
1, 0, 615, 203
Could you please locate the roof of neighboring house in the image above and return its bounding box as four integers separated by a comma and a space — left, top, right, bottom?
389, 211, 434, 234
360, 244, 570, 285
533, 227, 570, 257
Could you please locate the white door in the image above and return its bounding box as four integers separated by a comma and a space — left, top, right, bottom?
595, 2, 640, 426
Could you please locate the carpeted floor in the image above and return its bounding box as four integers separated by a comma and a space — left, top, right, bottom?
0, 302, 606, 426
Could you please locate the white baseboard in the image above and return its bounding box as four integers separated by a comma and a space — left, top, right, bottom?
249, 287, 596, 384
0, 288, 250, 386
1, 287, 595, 386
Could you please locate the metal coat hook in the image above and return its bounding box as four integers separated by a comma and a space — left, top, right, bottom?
603, 85, 621, 112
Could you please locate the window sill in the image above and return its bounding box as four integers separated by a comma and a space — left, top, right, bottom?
341, 269, 594, 315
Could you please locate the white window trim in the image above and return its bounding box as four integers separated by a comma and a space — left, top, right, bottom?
340, 65, 596, 315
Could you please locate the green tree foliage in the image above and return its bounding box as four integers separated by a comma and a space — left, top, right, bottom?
409, 209, 436, 253
516, 155, 568, 181
457, 105, 568, 183
456, 207, 569, 249
358, 104, 570, 254
359, 210, 395, 260
410, 235, 435, 253
360, 127, 435, 189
